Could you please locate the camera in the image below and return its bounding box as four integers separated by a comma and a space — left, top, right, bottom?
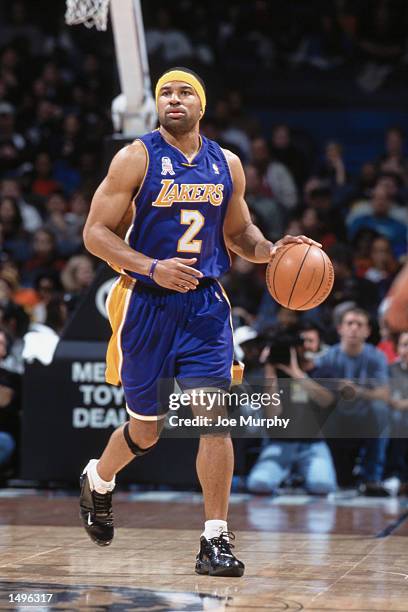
262, 330, 304, 366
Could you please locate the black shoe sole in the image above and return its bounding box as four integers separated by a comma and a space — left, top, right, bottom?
195, 561, 244, 577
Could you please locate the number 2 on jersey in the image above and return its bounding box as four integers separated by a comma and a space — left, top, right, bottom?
177, 210, 204, 253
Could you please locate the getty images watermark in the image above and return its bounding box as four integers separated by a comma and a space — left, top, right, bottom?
166, 389, 290, 430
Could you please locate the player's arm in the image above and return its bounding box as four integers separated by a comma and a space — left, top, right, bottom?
83, 143, 202, 291
83, 142, 153, 276
223, 150, 321, 263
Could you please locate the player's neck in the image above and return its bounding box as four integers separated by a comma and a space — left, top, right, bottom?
159, 126, 201, 163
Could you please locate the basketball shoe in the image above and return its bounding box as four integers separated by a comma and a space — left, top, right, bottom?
195, 531, 245, 577
79, 471, 114, 546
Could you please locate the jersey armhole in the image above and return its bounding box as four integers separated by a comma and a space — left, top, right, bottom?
133, 139, 151, 204
217, 145, 234, 196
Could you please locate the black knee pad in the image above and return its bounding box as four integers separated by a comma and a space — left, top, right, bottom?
198, 425, 231, 437
123, 422, 158, 456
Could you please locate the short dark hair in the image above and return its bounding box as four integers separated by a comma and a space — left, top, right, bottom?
339, 306, 370, 325
386, 125, 404, 138
300, 322, 323, 335
163, 67, 206, 94
327, 243, 353, 270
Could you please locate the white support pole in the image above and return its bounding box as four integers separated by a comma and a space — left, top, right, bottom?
109, 0, 156, 135
110, 0, 143, 111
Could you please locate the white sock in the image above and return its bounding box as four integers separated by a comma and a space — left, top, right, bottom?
203, 519, 228, 541
83, 459, 115, 494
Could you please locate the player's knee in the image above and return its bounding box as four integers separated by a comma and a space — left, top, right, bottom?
123, 421, 159, 456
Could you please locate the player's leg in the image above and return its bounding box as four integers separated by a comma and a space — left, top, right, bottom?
80, 278, 177, 546
196, 430, 234, 521
97, 418, 161, 481
80, 417, 163, 546
188, 392, 244, 577
177, 280, 244, 576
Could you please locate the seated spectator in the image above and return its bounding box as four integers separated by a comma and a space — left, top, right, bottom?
65, 191, 89, 239
0, 195, 30, 262
61, 254, 96, 313
348, 184, 407, 259
0, 275, 29, 374
270, 124, 307, 187
378, 126, 408, 186
324, 243, 380, 323
0, 327, 20, 477
346, 174, 406, 227
0, 261, 36, 315
23, 296, 68, 366
21, 228, 65, 287
300, 207, 337, 251
364, 236, 399, 302
244, 164, 284, 241
251, 137, 298, 211
317, 141, 347, 187
352, 228, 382, 277
377, 172, 407, 211
146, 7, 193, 64
221, 255, 265, 326
356, 2, 406, 92
29, 151, 60, 197
0, 178, 42, 234
31, 272, 63, 324
0, 101, 26, 176
44, 191, 82, 256
214, 99, 251, 160
302, 179, 346, 241
315, 307, 390, 496
247, 330, 337, 496
300, 322, 329, 360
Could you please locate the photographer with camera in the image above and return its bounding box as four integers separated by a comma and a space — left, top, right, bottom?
247, 324, 337, 496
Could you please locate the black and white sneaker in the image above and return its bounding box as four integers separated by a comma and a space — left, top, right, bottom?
195, 531, 245, 577
79, 471, 114, 546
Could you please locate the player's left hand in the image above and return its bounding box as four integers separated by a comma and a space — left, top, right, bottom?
270, 235, 322, 258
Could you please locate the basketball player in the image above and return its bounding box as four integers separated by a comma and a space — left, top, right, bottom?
80, 67, 320, 577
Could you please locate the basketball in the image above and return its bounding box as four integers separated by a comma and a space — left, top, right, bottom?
266, 243, 334, 310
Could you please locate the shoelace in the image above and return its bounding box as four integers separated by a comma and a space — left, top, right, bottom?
210, 530, 236, 553
92, 491, 113, 517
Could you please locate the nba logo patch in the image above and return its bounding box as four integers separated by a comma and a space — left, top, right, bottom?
212, 163, 220, 175
161, 156, 175, 176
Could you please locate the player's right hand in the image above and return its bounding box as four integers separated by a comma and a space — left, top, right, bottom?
152, 257, 203, 292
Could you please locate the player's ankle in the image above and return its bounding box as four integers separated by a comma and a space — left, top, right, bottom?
202, 519, 228, 540
85, 459, 115, 494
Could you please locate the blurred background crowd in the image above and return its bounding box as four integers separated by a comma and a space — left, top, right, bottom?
0, 0, 407, 494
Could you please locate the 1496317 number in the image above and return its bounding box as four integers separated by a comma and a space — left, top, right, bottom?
9, 593, 53, 603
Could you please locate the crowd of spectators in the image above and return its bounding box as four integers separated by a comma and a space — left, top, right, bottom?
0, 1, 406, 489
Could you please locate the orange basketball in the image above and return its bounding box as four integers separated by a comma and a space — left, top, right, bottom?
266, 243, 334, 310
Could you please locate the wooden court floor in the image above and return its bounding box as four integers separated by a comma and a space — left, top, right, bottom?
0, 490, 408, 611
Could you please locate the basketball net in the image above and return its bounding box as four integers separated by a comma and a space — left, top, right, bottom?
65, 0, 110, 32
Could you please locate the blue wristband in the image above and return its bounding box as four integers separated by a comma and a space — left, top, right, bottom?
149, 258, 158, 280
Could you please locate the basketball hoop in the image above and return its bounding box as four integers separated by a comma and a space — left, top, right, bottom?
65, 0, 110, 31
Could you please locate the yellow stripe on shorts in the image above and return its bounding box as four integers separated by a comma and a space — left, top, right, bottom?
105, 275, 135, 385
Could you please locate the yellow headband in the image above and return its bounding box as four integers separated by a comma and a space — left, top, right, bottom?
155, 70, 206, 114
